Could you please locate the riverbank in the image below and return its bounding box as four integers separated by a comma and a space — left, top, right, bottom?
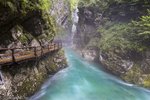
0, 49, 67, 99
29, 48, 150, 100
73, 0, 150, 89
78, 47, 150, 89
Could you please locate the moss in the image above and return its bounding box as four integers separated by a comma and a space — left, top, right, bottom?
19, 34, 28, 44
70, 0, 79, 11
48, 58, 58, 72
0, 0, 55, 43
143, 75, 150, 88
16, 73, 47, 97
123, 64, 142, 85
0, 0, 51, 14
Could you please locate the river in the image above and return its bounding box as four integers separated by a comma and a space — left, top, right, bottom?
30, 48, 150, 100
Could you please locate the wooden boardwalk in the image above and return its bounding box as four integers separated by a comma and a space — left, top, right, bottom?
0, 43, 62, 66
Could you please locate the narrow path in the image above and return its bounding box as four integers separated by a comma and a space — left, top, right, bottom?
0, 43, 62, 66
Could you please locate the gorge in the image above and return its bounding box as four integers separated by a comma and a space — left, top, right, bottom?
30, 48, 150, 100
0, 0, 150, 100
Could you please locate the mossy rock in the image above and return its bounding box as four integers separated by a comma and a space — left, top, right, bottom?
15, 73, 47, 97
123, 64, 143, 85
143, 75, 150, 88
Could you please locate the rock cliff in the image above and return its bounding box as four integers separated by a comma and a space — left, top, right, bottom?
75, 1, 150, 88
0, 0, 71, 99
0, 50, 66, 99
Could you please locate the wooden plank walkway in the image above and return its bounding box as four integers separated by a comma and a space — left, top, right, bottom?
0, 43, 62, 66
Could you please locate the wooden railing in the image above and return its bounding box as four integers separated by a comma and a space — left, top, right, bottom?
0, 42, 62, 66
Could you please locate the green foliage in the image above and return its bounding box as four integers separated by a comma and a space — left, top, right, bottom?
78, 0, 150, 15
98, 9, 150, 53
143, 75, 150, 88
39, 0, 51, 11
87, 37, 100, 47
0, 0, 56, 42
0, 0, 51, 14
98, 23, 131, 51
41, 14, 56, 41
131, 10, 150, 45
19, 34, 28, 44
70, 0, 79, 11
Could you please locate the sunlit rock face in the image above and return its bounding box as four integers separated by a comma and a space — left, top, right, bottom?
51, 0, 70, 29
73, 7, 101, 49
81, 47, 100, 62
0, 0, 71, 48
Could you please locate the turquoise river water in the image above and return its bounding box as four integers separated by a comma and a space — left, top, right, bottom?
30, 48, 150, 100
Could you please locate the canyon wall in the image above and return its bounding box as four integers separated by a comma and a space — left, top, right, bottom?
0, 0, 71, 99
75, 1, 150, 88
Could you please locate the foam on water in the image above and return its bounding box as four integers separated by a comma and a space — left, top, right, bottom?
30, 48, 150, 100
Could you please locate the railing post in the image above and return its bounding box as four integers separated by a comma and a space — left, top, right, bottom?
11, 49, 15, 63
41, 46, 43, 56
34, 47, 37, 57
60, 42, 62, 48
57, 43, 59, 49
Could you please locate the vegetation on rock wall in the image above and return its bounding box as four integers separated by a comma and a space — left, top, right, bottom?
0, 0, 56, 46
77, 0, 150, 88
70, 0, 79, 11
0, 0, 51, 13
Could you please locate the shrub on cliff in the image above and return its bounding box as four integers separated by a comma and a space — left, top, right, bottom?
0, 0, 56, 45
98, 9, 150, 53
132, 10, 150, 46
0, 0, 51, 13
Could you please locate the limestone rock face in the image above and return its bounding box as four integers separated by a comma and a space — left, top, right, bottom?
75, 3, 150, 88
0, 0, 71, 48
74, 7, 101, 48
51, 0, 70, 28
0, 50, 67, 99
82, 48, 99, 62
0, 0, 70, 98
22, 16, 43, 37
31, 39, 40, 47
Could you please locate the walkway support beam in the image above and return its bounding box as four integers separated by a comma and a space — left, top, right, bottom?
0, 42, 62, 66
34, 47, 37, 57
11, 49, 15, 63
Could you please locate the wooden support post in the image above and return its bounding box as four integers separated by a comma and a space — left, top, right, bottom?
34, 47, 37, 57
58, 43, 59, 48
58, 43, 59, 49
48, 44, 50, 51
11, 49, 15, 63
54, 44, 56, 50
57, 43, 60, 48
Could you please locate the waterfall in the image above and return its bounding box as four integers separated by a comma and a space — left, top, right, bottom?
71, 6, 79, 47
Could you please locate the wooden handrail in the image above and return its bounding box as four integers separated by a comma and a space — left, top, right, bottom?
0, 42, 62, 66
0, 44, 56, 51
